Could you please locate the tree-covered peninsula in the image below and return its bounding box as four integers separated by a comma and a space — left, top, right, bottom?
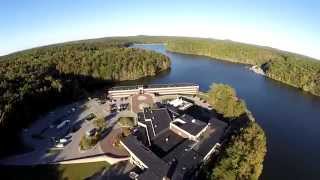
0, 40, 170, 155
165, 38, 320, 96
200, 83, 267, 180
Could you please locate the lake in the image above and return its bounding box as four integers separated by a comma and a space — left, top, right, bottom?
126, 44, 320, 179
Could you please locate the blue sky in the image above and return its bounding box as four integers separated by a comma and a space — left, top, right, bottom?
1, 0, 319, 59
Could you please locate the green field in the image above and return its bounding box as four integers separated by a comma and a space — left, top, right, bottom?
0, 161, 110, 180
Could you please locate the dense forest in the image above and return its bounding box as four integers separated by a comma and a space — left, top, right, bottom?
165, 38, 320, 96
0, 39, 170, 156
201, 83, 267, 180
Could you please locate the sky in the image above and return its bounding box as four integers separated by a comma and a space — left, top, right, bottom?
0, 0, 319, 59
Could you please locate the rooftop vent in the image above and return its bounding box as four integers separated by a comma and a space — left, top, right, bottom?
165, 137, 169, 142
192, 119, 196, 123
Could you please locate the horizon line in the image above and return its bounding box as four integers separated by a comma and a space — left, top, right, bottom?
1, 34, 319, 61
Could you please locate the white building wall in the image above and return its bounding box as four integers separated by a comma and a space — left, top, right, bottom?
108, 85, 199, 98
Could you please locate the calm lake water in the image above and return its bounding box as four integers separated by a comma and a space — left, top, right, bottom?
126, 44, 320, 180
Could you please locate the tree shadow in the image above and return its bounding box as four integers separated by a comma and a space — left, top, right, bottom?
0, 164, 65, 180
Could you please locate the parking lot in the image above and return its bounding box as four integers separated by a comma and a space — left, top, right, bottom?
0, 95, 130, 165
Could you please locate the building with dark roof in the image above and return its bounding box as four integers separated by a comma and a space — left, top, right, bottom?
120, 135, 170, 178
120, 95, 228, 180
151, 108, 172, 135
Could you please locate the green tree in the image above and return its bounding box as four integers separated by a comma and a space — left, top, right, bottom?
207, 83, 246, 118
211, 122, 267, 180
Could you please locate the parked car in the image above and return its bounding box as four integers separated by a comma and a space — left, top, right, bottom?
85, 113, 96, 121
65, 134, 72, 139
59, 138, 68, 143
71, 125, 80, 133
55, 143, 64, 148
129, 172, 139, 179
86, 128, 97, 137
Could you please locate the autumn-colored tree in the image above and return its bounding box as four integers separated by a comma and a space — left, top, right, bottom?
208, 83, 246, 118
211, 122, 267, 180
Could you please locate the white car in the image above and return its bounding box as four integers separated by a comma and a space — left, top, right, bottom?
59, 138, 68, 143
55, 143, 64, 148
129, 172, 139, 179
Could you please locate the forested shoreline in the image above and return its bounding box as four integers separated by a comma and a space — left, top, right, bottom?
0, 39, 170, 156
165, 38, 320, 96
200, 84, 267, 180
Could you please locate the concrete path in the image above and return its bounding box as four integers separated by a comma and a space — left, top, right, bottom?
51, 155, 129, 165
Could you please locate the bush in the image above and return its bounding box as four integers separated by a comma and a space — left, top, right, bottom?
79, 133, 100, 151
118, 117, 135, 128
94, 118, 107, 132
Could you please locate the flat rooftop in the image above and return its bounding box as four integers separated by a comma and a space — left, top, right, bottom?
151, 129, 185, 157
173, 114, 208, 136
193, 118, 228, 157
162, 140, 201, 179
109, 83, 198, 91
183, 105, 212, 122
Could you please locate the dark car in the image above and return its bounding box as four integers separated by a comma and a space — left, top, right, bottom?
85, 113, 96, 121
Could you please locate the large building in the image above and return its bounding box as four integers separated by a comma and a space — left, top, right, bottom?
108, 83, 199, 98
120, 97, 228, 180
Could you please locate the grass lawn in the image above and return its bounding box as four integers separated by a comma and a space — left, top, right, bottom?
0, 161, 110, 180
